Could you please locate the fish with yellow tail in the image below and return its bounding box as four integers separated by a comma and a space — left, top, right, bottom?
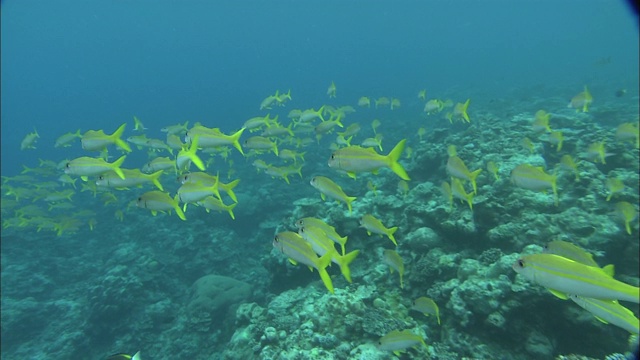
360, 214, 398, 246
177, 178, 222, 211
532, 110, 552, 133
310, 176, 356, 213
568, 86, 593, 112
512, 253, 639, 303
184, 125, 245, 155
450, 177, 474, 210
510, 164, 558, 206
197, 196, 237, 220
298, 226, 359, 283
272, 231, 335, 294
136, 191, 186, 221
295, 217, 348, 256
328, 139, 410, 180
327, 81, 336, 98
96, 169, 164, 191
548, 131, 564, 152
81, 123, 132, 152
411, 297, 440, 325
615, 122, 639, 148
178, 172, 240, 203
614, 201, 637, 235
176, 135, 206, 172
64, 155, 127, 181
569, 294, 639, 334
446, 156, 481, 194
452, 99, 471, 122
377, 329, 427, 356
382, 249, 405, 288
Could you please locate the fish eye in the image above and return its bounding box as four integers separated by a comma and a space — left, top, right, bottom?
274, 235, 279, 242
65, 163, 71, 168
137, 197, 142, 201
300, 228, 305, 233
330, 154, 335, 159
517, 259, 525, 267
98, 175, 104, 180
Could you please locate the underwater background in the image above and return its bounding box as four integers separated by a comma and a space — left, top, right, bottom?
1, 1, 639, 359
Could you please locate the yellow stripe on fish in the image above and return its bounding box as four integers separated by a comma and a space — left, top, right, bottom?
513, 253, 639, 303
328, 139, 410, 180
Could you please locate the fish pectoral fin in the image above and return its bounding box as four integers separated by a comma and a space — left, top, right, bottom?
347, 172, 357, 180
594, 315, 610, 324
288, 259, 298, 266
81, 176, 89, 182
548, 288, 569, 300
320, 193, 326, 201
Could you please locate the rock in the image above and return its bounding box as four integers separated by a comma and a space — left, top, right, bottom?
187, 274, 252, 317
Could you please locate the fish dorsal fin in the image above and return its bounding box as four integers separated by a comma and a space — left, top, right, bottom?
548, 288, 569, 300
602, 264, 615, 277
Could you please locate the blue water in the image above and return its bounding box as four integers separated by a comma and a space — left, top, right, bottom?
1, 1, 638, 359
2, 1, 637, 175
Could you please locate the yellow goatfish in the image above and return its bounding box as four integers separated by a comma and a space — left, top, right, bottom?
411, 297, 440, 325
272, 231, 334, 294
96, 169, 164, 191
568, 86, 593, 112
136, 191, 186, 221
383, 249, 405, 288
295, 217, 348, 255
446, 156, 481, 194
513, 253, 639, 303
64, 155, 127, 180
298, 226, 359, 283
196, 196, 237, 220
328, 139, 410, 180
360, 214, 398, 246
569, 294, 639, 334
310, 176, 356, 213
377, 329, 427, 356
510, 164, 558, 206
184, 125, 245, 155
81, 123, 132, 152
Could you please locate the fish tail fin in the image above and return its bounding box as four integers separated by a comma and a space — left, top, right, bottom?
172, 194, 187, 221
317, 105, 326, 122
466, 192, 474, 210
230, 127, 246, 155
346, 196, 356, 214
226, 202, 237, 220
211, 172, 222, 200
388, 227, 399, 246
337, 249, 359, 283
223, 179, 240, 203
386, 139, 410, 180
470, 169, 482, 194
186, 136, 206, 171
111, 123, 132, 152
111, 155, 127, 179
148, 170, 164, 191
317, 252, 334, 293
461, 99, 471, 122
